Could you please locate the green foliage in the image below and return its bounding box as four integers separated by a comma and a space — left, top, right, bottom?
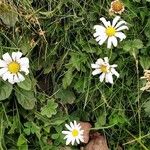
55, 88, 76, 104
41, 98, 58, 118
0, 2, 18, 27
17, 134, 28, 150
23, 121, 41, 139
0, 81, 12, 101
143, 100, 150, 117
17, 76, 32, 91
15, 88, 36, 110
0, 0, 150, 149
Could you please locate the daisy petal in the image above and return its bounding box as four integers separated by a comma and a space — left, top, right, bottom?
115, 32, 126, 41
98, 35, 108, 45
115, 20, 127, 29
116, 25, 129, 31
7, 73, 15, 84
12, 51, 22, 61
17, 73, 25, 82
20, 66, 29, 75
93, 25, 105, 33
14, 74, 20, 83
111, 64, 118, 68
91, 64, 99, 69
111, 68, 119, 78
70, 122, 74, 129
1, 72, 9, 81
18, 57, 29, 67
64, 134, 70, 139
95, 36, 101, 42
106, 73, 113, 84
111, 36, 118, 47
65, 124, 72, 131
66, 137, 72, 145
100, 17, 109, 27
107, 37, 113, 49
112, 16, 120, 27
96, 58, 104, 65
0, 59, 7, 67
99, 73, 105, 82
71, 138, 75, 145
0, 68, 8, 76
2, 53, 12, 63
104, 57, 109, 63
92, 69, 101, 76
107, 21, 111, 27
62, 131, 71, 135
76, 137, 80, 144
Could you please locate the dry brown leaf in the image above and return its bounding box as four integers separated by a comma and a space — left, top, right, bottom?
83, 132, 109, 150
80, 122, 92, 144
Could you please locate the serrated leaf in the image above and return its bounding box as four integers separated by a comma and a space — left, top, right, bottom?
67, 52, 88, 71
17, 76, 32, 91
140, 56, 150, 69
123, 39, 143, 51
41, 98, 58, 118
8, 115, 19, 134
15, 88, 36, 110
55, 88, 75, 104
24, 122, 41, 139
133, 39, 143, 49
74, 76, 89, 93
95, 112, 106, 127
0, 81, 13, 101
123, 39, 143, 57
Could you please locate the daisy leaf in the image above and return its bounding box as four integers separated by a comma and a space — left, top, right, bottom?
0, 81, 13, 101
17, 76, 32, 91
15, 88, 36, 110
41, 98, 58, 118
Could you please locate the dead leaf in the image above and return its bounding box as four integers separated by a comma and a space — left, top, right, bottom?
80, 122, 92, 144
83, 132, 109, 150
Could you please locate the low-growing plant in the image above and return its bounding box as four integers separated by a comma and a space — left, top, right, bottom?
0, 0, 150, 149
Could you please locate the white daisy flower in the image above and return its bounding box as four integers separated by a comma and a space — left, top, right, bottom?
109, 0, 125, 14
0, 51, 29, 84
91, 57, 119, 84
62, 120, 84, 145
93, 16, 128, 49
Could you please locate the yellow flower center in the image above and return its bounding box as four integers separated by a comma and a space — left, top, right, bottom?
100, 65, 108, 73
105, 26, 116, 36
112, 0, 124, 12
72, 129, 79, 137
8, 61, 20, 73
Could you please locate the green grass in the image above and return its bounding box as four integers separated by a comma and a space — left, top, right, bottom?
0, 0, 150, 149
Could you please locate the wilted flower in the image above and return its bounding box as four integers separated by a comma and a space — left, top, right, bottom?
62, 120, 84, 145
93, 16, 128, 49
91, 57, 119, 84
0, 51, 29, 84
140, 70, 150, 91
109, 0, 125, 14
